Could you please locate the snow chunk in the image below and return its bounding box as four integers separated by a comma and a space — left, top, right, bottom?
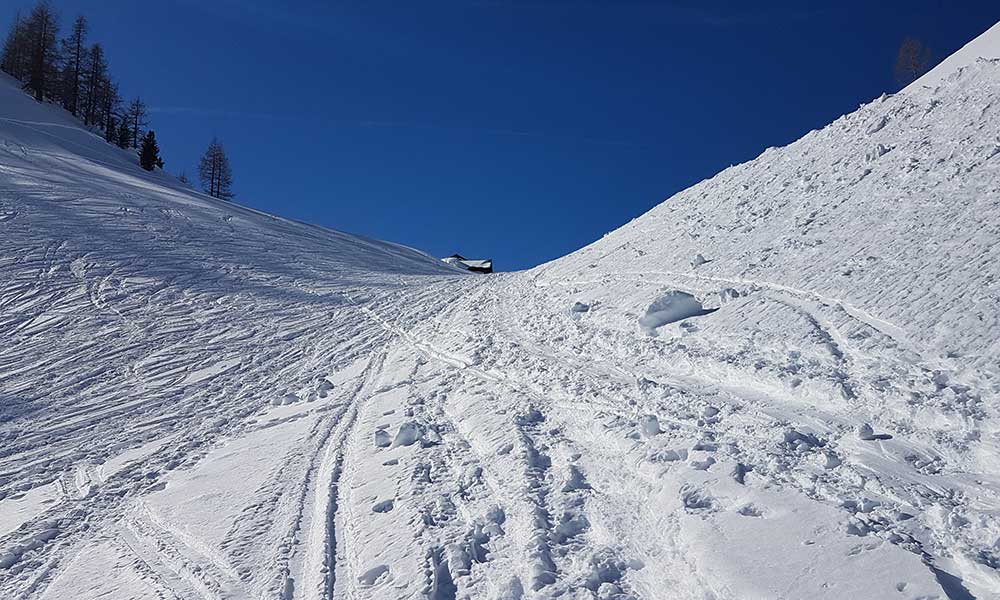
638, 291, 718, 335
857, 423, 892, 441
271, 393, 299, 406
639, 414, 661, 437
865, 143, 893, 162
866, 115, 889, 135
392, 421, 423, 447
420, 427, 442, 447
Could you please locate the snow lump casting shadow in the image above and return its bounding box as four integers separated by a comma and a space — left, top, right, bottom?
638, 291, 718, 336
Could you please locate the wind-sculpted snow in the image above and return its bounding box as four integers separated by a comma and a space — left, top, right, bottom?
3, 28, 1000, 600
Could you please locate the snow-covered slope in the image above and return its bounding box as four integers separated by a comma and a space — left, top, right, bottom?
511, 40, 1000, 597
907, 21, 1000, 92
3, 22, 1000, 600
0, 71, 465, 597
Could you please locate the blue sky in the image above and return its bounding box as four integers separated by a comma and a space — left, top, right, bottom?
9, 1, 1000, 270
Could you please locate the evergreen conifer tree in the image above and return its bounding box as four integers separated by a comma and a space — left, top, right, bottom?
138, 130, 161, 171
116, 118, 131, 149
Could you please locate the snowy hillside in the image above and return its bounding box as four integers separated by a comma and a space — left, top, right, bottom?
2, 22, 1000, 600
907, 22, 1000, 91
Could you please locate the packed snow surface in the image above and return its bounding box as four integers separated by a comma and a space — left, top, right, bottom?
3, 23, 1000, 600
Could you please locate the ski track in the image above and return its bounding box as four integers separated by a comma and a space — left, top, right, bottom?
299, 349, 387, 600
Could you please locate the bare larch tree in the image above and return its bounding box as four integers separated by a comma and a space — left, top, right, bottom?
199, 138, 235, 200
895, 36, 933, 87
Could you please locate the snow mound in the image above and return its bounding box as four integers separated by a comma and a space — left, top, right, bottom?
638, 291, 717, 335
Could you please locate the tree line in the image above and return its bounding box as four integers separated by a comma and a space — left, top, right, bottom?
1, 1, 234, 199
1, 3, 151, 153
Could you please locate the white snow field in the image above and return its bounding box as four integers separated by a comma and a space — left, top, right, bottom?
2, 22, 1000, 600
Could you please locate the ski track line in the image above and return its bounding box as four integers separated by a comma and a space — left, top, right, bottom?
108, 535, 186, 600
300, 349, 387, 600
115, 514, 221, 600
129, 501, 247, 598
0, 330, 380, 599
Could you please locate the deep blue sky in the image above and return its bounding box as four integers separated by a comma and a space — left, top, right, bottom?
8, 1, 1000, 270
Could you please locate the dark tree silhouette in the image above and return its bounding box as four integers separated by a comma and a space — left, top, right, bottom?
0, 11, 28, 80
116, 117, 131, 149
198, 138, 234, 200
59, 15, 86, 116
100, 78, 120, 138
895, 36, 933, 86
125, 97, 148, 148
105, 115, 118, 145
23, 2, 60, 101
81, 42, 106, 126
138, 130, 162, 171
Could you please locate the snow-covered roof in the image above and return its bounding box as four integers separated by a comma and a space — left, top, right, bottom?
461, 259, 492, 269
442, 255, 493, 271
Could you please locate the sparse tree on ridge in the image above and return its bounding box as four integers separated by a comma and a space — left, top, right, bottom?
125, 97, 148, 148
895, 36, 933, 86
138, 130, 162, 171
59, 15, 86, 116
198, 138, 234, 200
